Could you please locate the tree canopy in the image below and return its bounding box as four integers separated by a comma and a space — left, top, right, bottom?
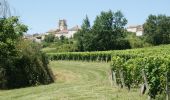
44, 33, 55, 43
0, 16, 27, 58
74, 10, 130, 51
143, 14, 170, 45
74, 15, 91, 51
0, 17, 54, 89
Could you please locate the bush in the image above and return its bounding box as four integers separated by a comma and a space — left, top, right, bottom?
0, 40, 55, 89
44, 34, 55, 43
0, 16, 55, 89
125, 32, 152, 48
115, 38, 131, 50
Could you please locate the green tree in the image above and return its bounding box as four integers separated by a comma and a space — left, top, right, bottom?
74, 15, 91, 51
0, 16, 27, 89
75, 10, 129, 51
92, 10, 114, 51
0, 17, 54, 89
125, 32, 151, 48
89, 10, 128, 51
60, 35, 67, 43
143, 14, 170, 45
44, 33, 55, 43
0, 17, 27, 58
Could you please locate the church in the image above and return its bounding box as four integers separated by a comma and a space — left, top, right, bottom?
24, 20, 79, 42
46, 20, 79, 38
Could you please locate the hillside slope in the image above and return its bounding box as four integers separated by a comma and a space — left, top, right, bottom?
0, 61, 146, 100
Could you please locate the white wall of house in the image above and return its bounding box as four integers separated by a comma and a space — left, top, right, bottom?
127, 25, 143, 36
41, 35, 45, 40
127, 28, 137, 33
33, 38, 41, 43
55, 31, 77, 38
136, 31, 143, 36
55, 33, 66, 38
68, 31, 76, 38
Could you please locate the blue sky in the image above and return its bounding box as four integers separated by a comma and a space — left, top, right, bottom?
9, 0, 170, 34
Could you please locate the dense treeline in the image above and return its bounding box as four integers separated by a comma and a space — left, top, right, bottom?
42, 11, 170, 53
0, 17, 54, 89
74, 10, 130, 51
143, 14, 170, 45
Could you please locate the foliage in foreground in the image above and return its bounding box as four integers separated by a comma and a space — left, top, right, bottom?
0, 61, 147, 100
0, 17, 54, 89
111, 49, 170, 99
47, 44, 170, 99
16, 40, 55, 88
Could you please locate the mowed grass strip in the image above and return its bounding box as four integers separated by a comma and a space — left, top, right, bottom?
0, 61, 147, 100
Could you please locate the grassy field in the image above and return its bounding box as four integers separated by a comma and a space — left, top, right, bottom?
0, 61, 147, 100
41, 47, 57, 53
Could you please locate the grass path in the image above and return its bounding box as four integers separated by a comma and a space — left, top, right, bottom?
0, 61, 147, 100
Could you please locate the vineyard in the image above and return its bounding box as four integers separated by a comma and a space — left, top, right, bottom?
47, 51, 112, 62
111, 45, 170, 99
46, 44, 170, 99
47, 45, 170, 62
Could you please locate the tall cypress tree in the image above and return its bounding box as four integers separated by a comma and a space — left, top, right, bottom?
74, 15, 91, 51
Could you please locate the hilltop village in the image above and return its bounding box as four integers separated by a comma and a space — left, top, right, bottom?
24, 19, 143, 43
24, 20, 79, 42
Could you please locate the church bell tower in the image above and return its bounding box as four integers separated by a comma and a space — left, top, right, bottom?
59, 20, 67, 31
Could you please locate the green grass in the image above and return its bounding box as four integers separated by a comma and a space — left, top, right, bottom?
41, 47, 56, 53
0, 61, 147, 100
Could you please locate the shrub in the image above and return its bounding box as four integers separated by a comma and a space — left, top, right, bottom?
0, 40, 55, 89
0, 16, 54, 89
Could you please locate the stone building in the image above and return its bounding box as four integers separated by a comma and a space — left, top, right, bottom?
24, 19, 79, 43
127, 25, 143, 36
47, 20, 79, 38
23, 33, 46, 43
